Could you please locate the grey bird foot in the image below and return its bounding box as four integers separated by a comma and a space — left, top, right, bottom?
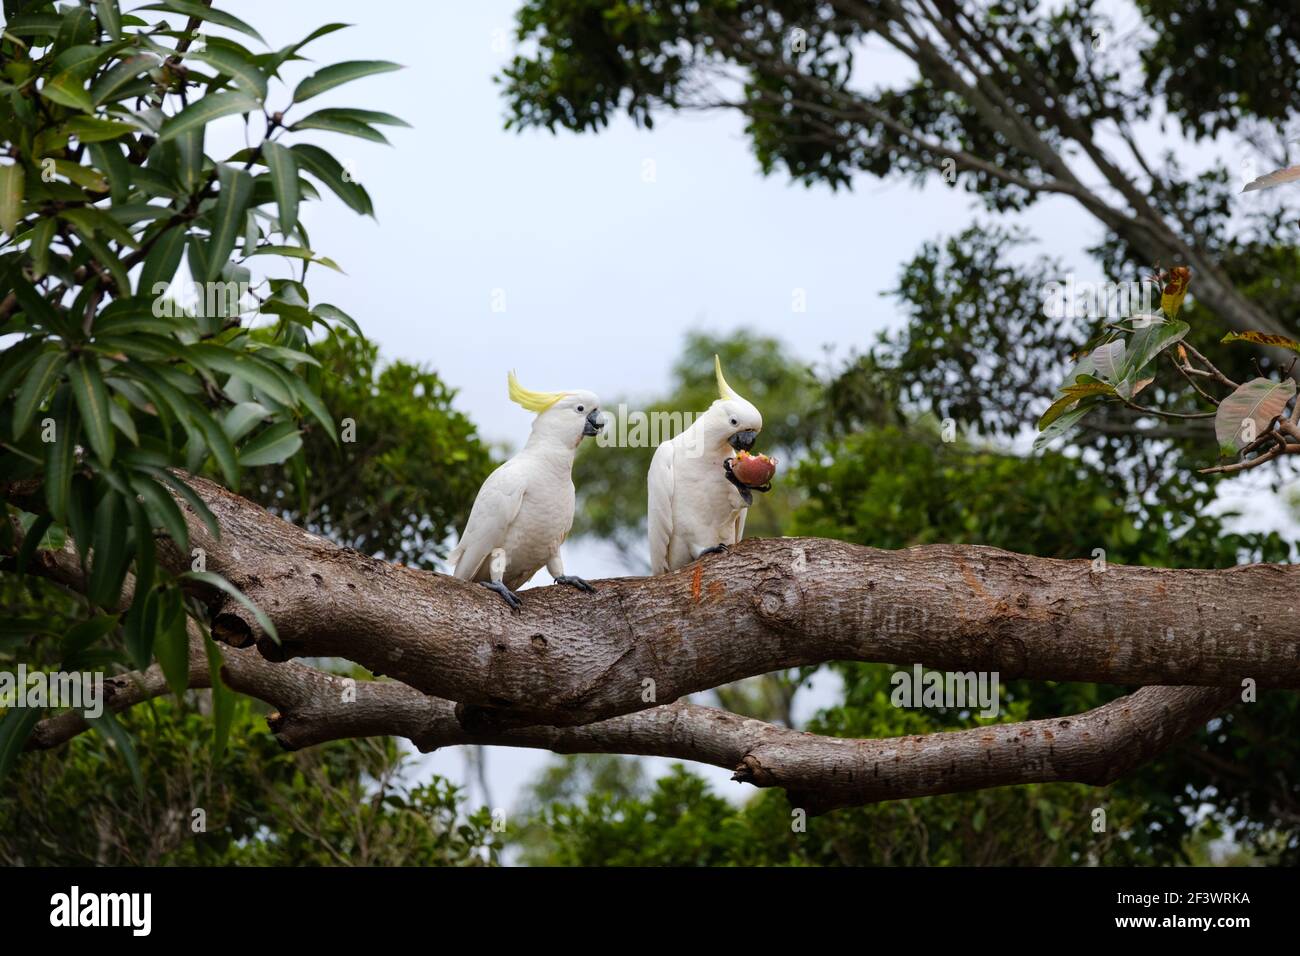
555, 574, 596, 593
480, 580, 523, 610
699, 543, 729, 558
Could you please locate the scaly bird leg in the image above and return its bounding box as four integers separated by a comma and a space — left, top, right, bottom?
481, 548, 523, 610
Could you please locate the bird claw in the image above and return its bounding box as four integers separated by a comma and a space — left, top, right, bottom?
699, 543, 729, 558
555, 574, 596, 593
480, 580, 523, 611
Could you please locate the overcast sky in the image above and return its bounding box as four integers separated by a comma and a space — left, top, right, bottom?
209, 1, 1297, 824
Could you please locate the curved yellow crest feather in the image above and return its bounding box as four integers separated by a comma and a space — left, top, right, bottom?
508, 370, 565, 414
714, 354, 742, 402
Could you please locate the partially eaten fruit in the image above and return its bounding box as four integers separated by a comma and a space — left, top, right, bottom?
731, 449, 777, 487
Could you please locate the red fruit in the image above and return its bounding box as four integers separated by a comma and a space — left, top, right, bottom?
732, 450, 777, 487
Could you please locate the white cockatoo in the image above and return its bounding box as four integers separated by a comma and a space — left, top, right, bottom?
449, 371, 603, 609
647, 355, 766, 574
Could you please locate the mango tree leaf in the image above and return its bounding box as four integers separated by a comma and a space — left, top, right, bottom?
1033, 403, 1095, 451
182, 570, 278, 643
1088, 340, 1125, 382
0, 708, 43, 785
206, 165, 253, 280
159, 90, 258, 143
293, 60, 401, 103
13, 350, 67, 441
138, 1, 266, 44
94, 0, 122, 40
155, 588, 189, 697
204, 630, 234, 761
190, 45, 267, 100
222, 401, 270, 441
1221, 331, 1300, 354
261, 141, 298, 236
0, 163, 23, 235
1215, 377, 1296, 455
238, 421, 302, 466
43, 387, 80, 524
87, 709, 144, 795
69, 355, 116, 464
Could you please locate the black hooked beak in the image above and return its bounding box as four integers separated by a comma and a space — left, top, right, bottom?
728, 429, 758, 452
583, 409, 603, 437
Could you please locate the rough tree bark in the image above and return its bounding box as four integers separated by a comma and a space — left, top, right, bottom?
4, 472, 1293, 811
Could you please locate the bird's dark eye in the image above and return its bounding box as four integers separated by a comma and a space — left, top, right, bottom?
730, 418, 738, 426
577, 405, 585, 413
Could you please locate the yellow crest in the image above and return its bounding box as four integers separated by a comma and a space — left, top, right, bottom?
714, 354, 742, 402
507, 370, 564, 413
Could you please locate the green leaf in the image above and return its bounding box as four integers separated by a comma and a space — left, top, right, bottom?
123, 586, 159, 669
28, 218, 56, 277
92, 53, 162, 105
94, 0, 122, 39
128, 471, 189, 553
291, 144, 373, 216
293, 60, 402, 103
1033, 403, 1095, 451
69, 355, 116, 464
290, 113, 389, 143
182, 570, 278, 643
190, 44, 268, 100
293, 107, 409, 128
223, 400, 270, 441
158, 89, 259, 143
0, 708, 42, 785
148, 468, 219, 539
41, 66, 96, 113
13, 350, 68, 441
192, 409, 240, 489
312, 303, 361, 336
238, 421, 302, 466
86, 487, 129, 609
206, 164, 253, 280
63, 116, 135, 143
261, 141, 298, 237
0, 164, 23, 235
204, 630, 234, 761
109, 399, 139, 446
43, 387, 80, 524
0, 338, 48, 400
1215, 377, 1297, 455
248, 244, 343, 271
88, 709, 144, 796
1037, 392, 1079, 431
62, 613, 120, 667
176, 124, 206, 193
1116, 319, 1188, 391
155, 588, 190, 698
139, 1, 267, 45
138, 223, 188, 297
88, 141, 130, 203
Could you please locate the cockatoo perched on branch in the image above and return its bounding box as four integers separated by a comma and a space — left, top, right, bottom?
647, 355, 767, 575
449, 371, 603, 609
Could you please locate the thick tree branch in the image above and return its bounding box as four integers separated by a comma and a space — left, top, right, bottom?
5, 473, 1296, 733
27, 640, 1236, 815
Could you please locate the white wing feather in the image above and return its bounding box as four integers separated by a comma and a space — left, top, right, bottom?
647, 440, 676, 575
450, 463, 526, 581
